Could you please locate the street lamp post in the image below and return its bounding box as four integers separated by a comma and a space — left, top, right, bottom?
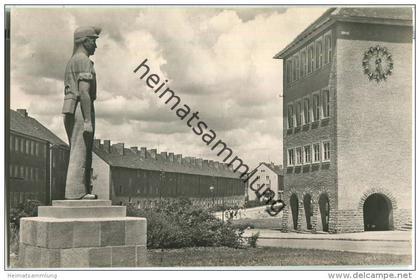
159, 169, 165, 203
209, 185, 215, 208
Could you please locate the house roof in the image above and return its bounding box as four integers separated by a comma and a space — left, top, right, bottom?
94, 145, 242, 179
10, 109, 68, 147
274, 7, 413, 59
258, 162, 283, 176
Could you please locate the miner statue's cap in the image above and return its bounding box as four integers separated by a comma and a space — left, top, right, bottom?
74, 26, 101, 43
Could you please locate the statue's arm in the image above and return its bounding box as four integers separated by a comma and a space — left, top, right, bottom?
79, 80, 93, 133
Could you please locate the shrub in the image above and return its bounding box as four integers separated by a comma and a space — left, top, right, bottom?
10, 199, 42, 229
126, 198, 245, 249
9, 199, 42, 257
247, 232, 260, 248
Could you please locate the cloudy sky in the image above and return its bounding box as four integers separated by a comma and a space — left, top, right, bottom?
10, 6, 327, 168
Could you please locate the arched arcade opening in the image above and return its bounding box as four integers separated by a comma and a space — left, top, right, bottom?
290, 194, 299, 230
318, 193, 330, 232
303, 194, 313, 230
363, 193, 394, 231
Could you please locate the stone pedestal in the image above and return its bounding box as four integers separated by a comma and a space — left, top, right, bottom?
18, 200, 147, 268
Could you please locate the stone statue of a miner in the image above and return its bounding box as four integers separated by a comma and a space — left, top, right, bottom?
62, 26, 101, 199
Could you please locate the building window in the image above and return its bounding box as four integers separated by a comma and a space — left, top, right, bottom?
313, 93, 321, 121
300, 49, 307, 77
323, 141, 331, 161
315, 38, 323, 69
20, 139, 25, 153
313, 143, 320, 163
10, 135, 14, 151
296, 147, 303, 165
287, 149, 295, 166
294, 55, 300, 81
303, 97, 310, 124
324, 31, 332, 64
307, 43, 315, 74
291, 56, 295, 81
266, 175, 270, 180
286, 59, 293, 85
35, 143, 39, 156
304, 145, 311, 164
14, 165, 19, 178
26, 140, 30, 154
287, 104, 294, 128
15, 137, 19, 152
322, 89, 330, 118
31, 142, 35, 155
295, 101, 302, 127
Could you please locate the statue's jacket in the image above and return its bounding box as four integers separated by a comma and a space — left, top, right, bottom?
62, 51, 97, 114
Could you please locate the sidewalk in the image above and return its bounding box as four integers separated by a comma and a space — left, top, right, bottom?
243, 229, 412, 242
243, 229, 412, 255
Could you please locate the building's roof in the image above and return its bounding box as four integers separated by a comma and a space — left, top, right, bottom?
274, 7, 413, 59
94, 144, 241, 179
10, 109, 68, 147
258, 162, 283, 176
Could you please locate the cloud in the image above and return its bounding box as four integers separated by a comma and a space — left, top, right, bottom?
10, 6, 327, 167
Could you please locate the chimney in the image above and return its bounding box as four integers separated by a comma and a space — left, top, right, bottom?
149, 149, 157, 159
112, 143, 124, 156
93, 139, 101, 149
140, 147, 147, 158
17, 109, 28, 117
130, 146, 138, 154
197, 158, 203, 168
160, 152, 168, 161
168, 152, 174, 162
103, 140, 111, 153
175, 154, 182, 164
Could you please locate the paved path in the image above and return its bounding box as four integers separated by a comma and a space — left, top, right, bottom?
244, 229, 413, 255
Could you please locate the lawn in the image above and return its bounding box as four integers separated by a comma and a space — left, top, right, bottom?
145, 246, 411, 267
9, 246, 410, 268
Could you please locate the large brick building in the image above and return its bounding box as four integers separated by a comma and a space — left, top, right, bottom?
91, 139, 245, 208
9, 109, 69, 208
274, 8, 413, 233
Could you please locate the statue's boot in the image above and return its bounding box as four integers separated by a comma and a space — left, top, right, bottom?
80, 193, 98, 199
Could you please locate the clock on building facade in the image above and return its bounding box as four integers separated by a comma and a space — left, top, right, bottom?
362, 45, 394, 82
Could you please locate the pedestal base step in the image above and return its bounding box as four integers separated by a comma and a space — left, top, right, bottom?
52, 200, 112, 207
20, 217, 147, 249
38, 206, 126, 218
19, 244, 147, 268
18, 200, 147, 268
